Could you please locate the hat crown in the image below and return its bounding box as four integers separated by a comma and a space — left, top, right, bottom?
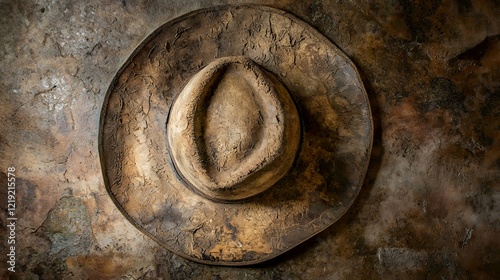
167, 56, 300, 201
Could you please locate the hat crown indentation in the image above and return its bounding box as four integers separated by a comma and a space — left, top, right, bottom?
201, 63, 267, 185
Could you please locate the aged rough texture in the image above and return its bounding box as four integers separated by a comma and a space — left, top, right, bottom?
167, 56, 301, 202
1, 0, 499, 279
100, 6, 371, 265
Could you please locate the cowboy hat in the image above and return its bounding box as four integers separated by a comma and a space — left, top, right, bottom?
99, 5, 372, 265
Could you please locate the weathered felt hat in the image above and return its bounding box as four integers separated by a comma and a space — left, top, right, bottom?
99, 5, 372, 265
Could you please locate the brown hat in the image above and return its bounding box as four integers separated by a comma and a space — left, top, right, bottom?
99, 5, 372, 265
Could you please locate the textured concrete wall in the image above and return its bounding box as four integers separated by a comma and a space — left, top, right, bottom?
1, 0, 499, 279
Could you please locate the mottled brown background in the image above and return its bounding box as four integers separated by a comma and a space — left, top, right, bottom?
1, 0, 499, 279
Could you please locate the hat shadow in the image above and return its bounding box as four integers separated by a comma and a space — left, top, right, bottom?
245, 67, 383, 269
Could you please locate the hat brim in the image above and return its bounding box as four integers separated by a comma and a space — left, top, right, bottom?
99, 5, 373, 266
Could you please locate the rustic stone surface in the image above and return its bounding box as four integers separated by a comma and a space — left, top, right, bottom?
1, 0, 499, 278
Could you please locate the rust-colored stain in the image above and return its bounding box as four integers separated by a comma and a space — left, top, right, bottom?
65, 254, 134, 279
